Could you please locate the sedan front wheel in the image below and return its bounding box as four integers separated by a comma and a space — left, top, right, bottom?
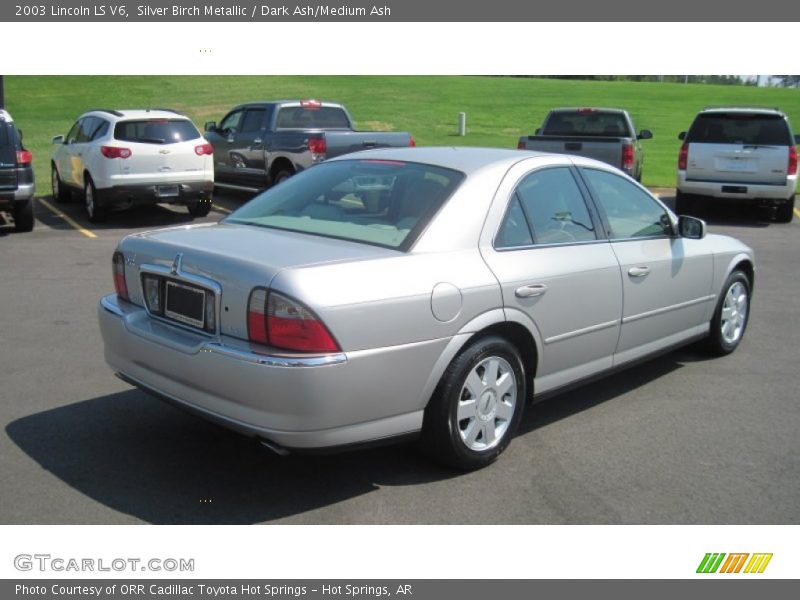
421, 335, 526, 470
707, 270, 750, 355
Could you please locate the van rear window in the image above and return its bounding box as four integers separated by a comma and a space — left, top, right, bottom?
114, 119, 201, 144
687, 113, 792, 145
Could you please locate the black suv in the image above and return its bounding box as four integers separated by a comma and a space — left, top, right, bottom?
0, 109, 35, 232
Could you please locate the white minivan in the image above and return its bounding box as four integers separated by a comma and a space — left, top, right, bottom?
676, 107, 798, 222
51, 109, 214, 223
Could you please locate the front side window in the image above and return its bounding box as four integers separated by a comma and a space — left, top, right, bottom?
65, 120, 82, 144
219, 110, 243, 134
227, 159, 464, 250
581, 168, 671, 239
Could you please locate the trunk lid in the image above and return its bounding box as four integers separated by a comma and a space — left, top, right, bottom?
119, 222, 399, 340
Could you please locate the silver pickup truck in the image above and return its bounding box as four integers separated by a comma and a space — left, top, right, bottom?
517, 108, 652, 181
204, 100, 415, 192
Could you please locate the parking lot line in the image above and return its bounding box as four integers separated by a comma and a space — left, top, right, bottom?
794, 207, 800, 220
212, 204, 232, 214
37, 197, 98, 239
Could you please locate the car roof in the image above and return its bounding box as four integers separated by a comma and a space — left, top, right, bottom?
82, 109, 189, 121
328, 146, 572, 175
232, 100, 345, 110
549, 107, 627, 114
699, 106, 785, 116
0, 109, 12, 122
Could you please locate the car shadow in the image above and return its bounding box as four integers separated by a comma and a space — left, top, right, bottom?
4, 389, 454, 524
660, 193, 773, 229
6, 344, 709, 524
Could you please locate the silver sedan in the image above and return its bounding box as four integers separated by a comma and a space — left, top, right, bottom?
98, 148, 754, 470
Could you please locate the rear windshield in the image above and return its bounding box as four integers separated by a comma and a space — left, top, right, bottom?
0, 122, 18, 148
544, 111, 630, 137
114, 119, 201, 144
687, 113, 792, 145
226, 160, 465, 250
275, 106, 351, 129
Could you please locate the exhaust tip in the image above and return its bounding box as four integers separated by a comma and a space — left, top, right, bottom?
260, 439, 291, 457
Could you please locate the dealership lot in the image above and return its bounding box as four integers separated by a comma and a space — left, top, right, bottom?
0, 191, 798, 524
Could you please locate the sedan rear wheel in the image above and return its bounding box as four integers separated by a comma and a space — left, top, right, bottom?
421, 335, 526, 470
707, 270, 750, 355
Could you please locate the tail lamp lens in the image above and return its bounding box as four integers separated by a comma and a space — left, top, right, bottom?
409, 136, 416, 147
622, 143, 635, 170
101, 146, 132, 159
308, 138, 326, 155
678, 143, 689, 170
112, 251, 129, 301
247, 289, 340, 353
789, 146, 798, 176
16, 150, 32, 164
195, 143, 214, 156
517, 140, 526, 150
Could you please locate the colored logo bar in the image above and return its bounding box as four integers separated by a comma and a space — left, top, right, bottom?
697, 553, 773, 574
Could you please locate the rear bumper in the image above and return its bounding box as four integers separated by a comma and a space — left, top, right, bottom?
98, 294, 440, 450
97, 180, 213, 207
677, 172, 797, 201
0, 182, 35, 205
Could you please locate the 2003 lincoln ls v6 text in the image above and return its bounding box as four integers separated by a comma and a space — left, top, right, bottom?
98, 147, 754, 470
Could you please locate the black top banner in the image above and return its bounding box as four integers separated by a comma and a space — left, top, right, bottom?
3, 0, 797, 21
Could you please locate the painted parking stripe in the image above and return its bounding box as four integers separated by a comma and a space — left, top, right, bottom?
793, 207, 800, 219
37, 198, 97, 239
212, 204, 232, 214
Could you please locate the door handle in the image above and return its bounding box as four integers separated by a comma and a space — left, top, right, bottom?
515, 284, 548, 298
628, 266, 650, 278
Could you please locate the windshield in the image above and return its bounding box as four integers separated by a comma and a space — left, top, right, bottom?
226, 159, 465, 250
114, 119, 201, 144
544, 112, 629, 137
687, 113, 792, 145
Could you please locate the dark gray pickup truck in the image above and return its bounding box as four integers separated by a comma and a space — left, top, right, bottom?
204, 100, 415, 192
517, 107, 652, 181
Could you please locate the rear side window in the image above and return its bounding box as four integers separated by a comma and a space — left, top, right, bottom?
544, 112, 629, 137
0, 123, 11, 147
114, 119, 201, 144
276, 107, 351, 129
687, 113, 792, 145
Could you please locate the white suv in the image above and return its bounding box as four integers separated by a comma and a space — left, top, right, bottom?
676, 107, 798, 222
51, 109, 214, 222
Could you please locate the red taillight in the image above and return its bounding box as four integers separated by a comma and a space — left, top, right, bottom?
101, 146, 132, 159
300, 99, 322, 110
789, 146, 798, 176
517, 139, 526, 150
678, 143, 689, 171
195, 143, 213, 156
16, 150, 32, 164
248, 289, 340, 353
308, 138, 326, 154
622, 143, 634, 171
578, 108, 598, 114
112, 251, 129, 301
409, 136, 416, 147
247, 288, 269, 346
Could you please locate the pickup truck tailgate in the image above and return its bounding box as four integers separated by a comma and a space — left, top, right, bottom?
324, 131, 413, 159
521, 136, 623, 168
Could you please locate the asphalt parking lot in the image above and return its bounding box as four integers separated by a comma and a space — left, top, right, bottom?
0, 190, 798, 525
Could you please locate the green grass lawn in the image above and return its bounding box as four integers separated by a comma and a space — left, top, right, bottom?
5, 75, 800, 188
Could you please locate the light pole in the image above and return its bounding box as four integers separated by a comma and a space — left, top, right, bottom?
0, 75, 5, 109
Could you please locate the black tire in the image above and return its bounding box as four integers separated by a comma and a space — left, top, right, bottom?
420, 335, 526, 471
188, 200, 212, 217
273, 169, 293, 186
675, 190, 693, 215
51, 164, 70, 203
13, 198, 35, 232
707, 270, 750, 356
84, 176, 108, 223
774, 195, 795, 223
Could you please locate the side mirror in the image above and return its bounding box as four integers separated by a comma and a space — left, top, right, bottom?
204, 121, 217, 133
678, 215, 706, 239
52, 135, 65, 145
638, 129, 653, 140
678, 131, 687, 141
534, 128, 541, 136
